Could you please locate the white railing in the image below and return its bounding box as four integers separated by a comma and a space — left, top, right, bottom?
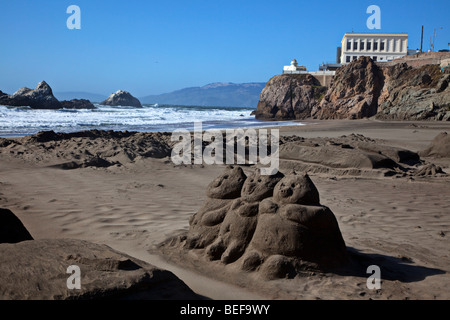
282, 70, 336, 75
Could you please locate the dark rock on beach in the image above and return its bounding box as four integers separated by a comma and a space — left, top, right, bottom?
0, 208, 34, 244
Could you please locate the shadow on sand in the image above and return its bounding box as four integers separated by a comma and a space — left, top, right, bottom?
330, 247, 446, 283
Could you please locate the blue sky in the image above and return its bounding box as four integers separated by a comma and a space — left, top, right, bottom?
0, 0, 449, 97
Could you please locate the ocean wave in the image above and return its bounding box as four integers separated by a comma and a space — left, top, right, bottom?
0, 104, 300, 137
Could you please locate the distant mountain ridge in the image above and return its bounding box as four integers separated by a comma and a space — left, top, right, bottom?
54, 82, 266, 108
140, 82, 266, 107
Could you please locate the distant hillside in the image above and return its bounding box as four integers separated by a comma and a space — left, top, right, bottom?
54, 92, 108, 103
140, 82, 266, 107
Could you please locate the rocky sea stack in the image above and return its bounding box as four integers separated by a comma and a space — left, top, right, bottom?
0, 81, 62, 109
0, 81, 96, 110
100, 90, 142, 108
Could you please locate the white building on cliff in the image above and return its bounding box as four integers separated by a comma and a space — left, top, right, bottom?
282, 59, 335, 87
283, 59, 307, 73
340, 32, 408, 64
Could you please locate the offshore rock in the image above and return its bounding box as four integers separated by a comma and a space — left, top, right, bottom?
0, 81, 62, 109
60, 99, 96, 109
100, 90, 142, 108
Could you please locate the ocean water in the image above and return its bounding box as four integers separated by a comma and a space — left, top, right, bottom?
0, 104, 302, 137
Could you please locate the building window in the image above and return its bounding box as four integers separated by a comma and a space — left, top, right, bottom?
367, 41, 371, 50
380, 41, 385, 51
346, 56, 351, 63
374, 42, 378, 50
373, 56, 377, 61
347, 40, 351, 50
354, 41, 358, 51
352, 56, 357, 61
360, 41, 365, 50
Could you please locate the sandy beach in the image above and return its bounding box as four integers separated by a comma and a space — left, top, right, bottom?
1, 119, 449, 300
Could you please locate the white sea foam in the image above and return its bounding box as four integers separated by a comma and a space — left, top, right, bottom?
0, 104, 302, 137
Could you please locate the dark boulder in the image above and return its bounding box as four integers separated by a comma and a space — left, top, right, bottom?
0, 208, 33, 244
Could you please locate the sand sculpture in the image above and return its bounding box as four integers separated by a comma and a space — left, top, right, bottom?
184, 166, 348, 279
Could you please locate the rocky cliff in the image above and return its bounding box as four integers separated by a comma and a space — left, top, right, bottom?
254, 74, 327, 120
375, 63, 450, 120
255, 55, 450, 121
311, 57, 384, 119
